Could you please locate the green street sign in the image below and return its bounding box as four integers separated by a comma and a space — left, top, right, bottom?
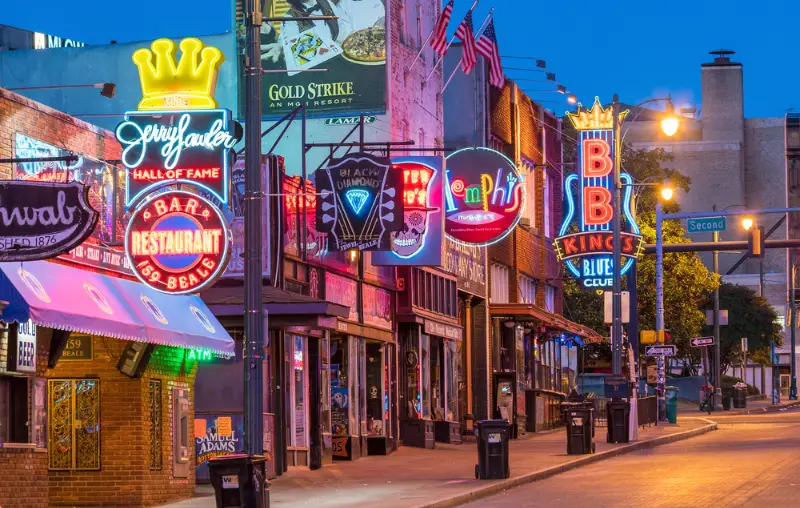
687, 216, 726, 233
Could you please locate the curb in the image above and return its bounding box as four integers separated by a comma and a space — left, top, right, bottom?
411, 422, 718, 508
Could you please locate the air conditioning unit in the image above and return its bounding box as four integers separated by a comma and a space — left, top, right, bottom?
117, 341, 154, 378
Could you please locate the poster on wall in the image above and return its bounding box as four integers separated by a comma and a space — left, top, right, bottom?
373, 157, 445, 266
258, 0, 387, 118
315, 152, 403, 251
13, 133, 124, 243
444, 147, 526, 247
195, 414, 245, 482
554, 98, 643, 290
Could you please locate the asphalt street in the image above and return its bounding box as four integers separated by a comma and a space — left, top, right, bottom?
463, 408, 800, 508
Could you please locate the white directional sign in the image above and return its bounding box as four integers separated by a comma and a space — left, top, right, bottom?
691, 336, 715, 347
645, 345, 676, 357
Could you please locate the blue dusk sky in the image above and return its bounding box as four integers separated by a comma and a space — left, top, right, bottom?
3, 0, 799, 118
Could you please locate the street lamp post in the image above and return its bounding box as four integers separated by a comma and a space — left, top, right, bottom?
791, 257, 798, 400
613, 95, 679, 385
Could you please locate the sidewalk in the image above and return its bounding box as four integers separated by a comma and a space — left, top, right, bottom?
161, 417, 715, 508
678, 398, 800, 416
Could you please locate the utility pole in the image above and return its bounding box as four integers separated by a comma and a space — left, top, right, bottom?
611, 94, 622, 377
655, 202, 666, 418
712, 228, 722, 410
243, 0, 265, 457
791, 258, 797, 400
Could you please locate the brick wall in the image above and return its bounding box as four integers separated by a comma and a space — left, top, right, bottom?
42, 330, 197, 507
0, 88, 120, 179
0, 446, 49, 507
388, 0, 443, 151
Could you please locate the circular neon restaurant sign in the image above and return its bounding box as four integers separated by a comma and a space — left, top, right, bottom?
125, 190, 231, 294
444, 147, 525, 246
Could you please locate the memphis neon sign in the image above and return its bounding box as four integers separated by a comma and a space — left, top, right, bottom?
555, 97, 642, 289
125, 190, 231, 295
444, 147, 525, 247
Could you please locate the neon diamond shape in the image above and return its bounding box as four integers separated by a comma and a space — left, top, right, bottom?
345, 189, 370, 215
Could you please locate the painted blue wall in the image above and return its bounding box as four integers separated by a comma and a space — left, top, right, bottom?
0, 33, 239, 132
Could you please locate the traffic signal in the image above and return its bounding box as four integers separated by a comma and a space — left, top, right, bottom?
640, 330, 656, 344
748, 225, 765, 258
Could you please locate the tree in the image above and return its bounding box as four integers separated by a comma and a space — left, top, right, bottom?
704, 283, 782, 373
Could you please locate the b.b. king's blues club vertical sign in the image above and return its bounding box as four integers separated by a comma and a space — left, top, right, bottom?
553, 98, 644, 289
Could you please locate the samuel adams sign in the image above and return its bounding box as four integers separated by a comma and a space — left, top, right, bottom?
0, 181, 98, 261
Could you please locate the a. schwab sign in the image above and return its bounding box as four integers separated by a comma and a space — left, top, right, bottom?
0, 181, 98, 262
259, 1, 387, 117
553, 98, 643, 289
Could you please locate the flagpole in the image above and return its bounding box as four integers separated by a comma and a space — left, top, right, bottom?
407, 28, 437, 74
441, 9, 493, 93
422, 0, 480, 86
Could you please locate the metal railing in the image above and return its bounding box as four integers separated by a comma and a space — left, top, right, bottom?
638, 396, 658, 427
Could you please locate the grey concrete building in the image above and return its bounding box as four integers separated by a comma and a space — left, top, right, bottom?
623, 50, 791, 395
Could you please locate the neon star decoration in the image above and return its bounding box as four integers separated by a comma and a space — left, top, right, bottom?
555, 96, 642, 290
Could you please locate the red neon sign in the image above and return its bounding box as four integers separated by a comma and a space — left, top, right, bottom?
125, 190, 231, 295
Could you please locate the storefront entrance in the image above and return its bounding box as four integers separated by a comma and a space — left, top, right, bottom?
328, 333, 395, 460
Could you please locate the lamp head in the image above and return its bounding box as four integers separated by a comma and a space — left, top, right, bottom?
660, 99, 679, 136
660, 186, 674, 201
741, 216, 754, 231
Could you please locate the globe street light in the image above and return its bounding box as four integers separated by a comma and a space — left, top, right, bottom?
661, 101, 680, 137
741, 216, 754, 231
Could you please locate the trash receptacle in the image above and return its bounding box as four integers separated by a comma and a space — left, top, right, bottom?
733, 384, 748, 408
722, 391, 732, 410
665, 386, 679, 424
606, 400, 630, 444
564, 406, 595, 454
474, 420, 511, 480
208, 454, 269, 508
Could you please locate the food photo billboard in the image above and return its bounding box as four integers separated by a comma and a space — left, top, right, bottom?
259, 0, 387, 118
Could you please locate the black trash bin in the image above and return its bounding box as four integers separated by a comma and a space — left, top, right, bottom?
733, 385, 748, 408
722, 391, 732, 410
208, 454, 269, 508
606, 400, 630, 444
474, 420, 511, 480
564, 406, 595, 454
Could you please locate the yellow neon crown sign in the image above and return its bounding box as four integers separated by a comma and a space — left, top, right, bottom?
133, 37, 224, 111
566, 97, 629, 130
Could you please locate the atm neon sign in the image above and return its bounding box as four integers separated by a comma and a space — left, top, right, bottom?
555, 97, 642, 289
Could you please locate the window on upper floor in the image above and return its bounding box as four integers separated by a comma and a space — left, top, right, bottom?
543, 168, 553, 238
520, 159, 536, 228
490, 263, 510, 304
519, 274, 537, 304
401, 0, 421, 49
545, 285, 556, 313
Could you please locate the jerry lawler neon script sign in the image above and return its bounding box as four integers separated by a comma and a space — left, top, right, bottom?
444, 147, 525, 247
125, 190, 231, 294
117, 38, 242, 206
553, 97, 643, 289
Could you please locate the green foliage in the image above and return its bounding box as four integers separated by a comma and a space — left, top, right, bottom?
704, 283, 782, 372
562, 277, 605, 335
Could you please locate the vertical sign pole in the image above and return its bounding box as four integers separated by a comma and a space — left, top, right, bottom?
655, 202, 665, 420
611, 94, 622, 377
713, 229, 721, 410
244, 0, 265, 458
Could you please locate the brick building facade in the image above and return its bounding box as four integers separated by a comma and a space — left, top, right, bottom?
0, 89, 232, 507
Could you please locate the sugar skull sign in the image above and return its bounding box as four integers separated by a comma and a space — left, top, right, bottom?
372, 157, 445, 266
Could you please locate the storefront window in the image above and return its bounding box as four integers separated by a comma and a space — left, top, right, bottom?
321, 337, 331, 435
287, 335, 308, 448
429, 336, 443, 420
330, 337, 349, 437
446, 340, 458, 422
365, 341, 385, 436
356, 338, 366, 436
421, 334, 431, 419
404, 332, 421, 419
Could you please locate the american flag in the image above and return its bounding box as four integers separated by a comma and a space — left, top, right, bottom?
476, 19, 504, 88
431, 0, 454, 56
455, 10, 477, 74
